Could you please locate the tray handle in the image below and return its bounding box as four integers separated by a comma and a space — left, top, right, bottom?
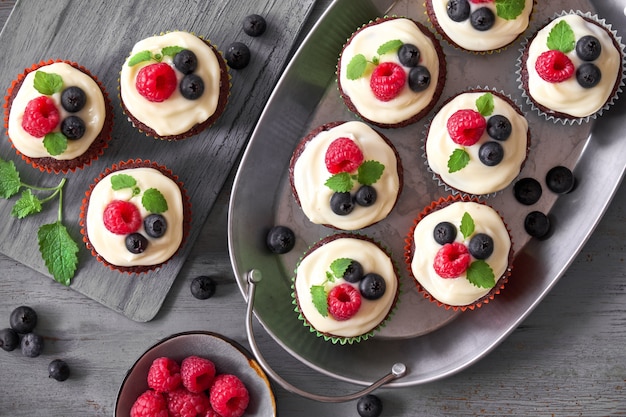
244, 269, 407, 403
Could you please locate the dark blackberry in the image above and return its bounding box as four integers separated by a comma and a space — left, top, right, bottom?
468, 233, 494, 259
61, 86, 86, 113
357, 394, 383, 417
266, 225, 296, 254
144, 214, 167, 238
173, 49, 198, 74
243, 14, 267, 37
359, 273, 386, 300
48, 359, 71, 381
190, 275, 217, 300
576, 35, 602, 61
21, 332, 44, 358
433, 221, 457, 245
487, 115, 512, 141
355, 185, 377, 207
398, 43, 420, 67
524, 211, 551, 239
179, 74, 205, 100
471, 7, 495, 31
576, 63, 602, 88
408, 66, 431, 92
514, 178, 542, 205
343, 260, 364, 283
330, 192, 355, 215
125, 233, 148, 254
225, 42, 251, 69
478, 141, 504, 166
61, 116, 86, 140
447, 0, 470, 22
546, 166, 575, 194
10, 305, 38, 334
0, 328, 19, 352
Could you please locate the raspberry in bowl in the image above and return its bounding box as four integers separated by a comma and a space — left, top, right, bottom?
115, 331, 276, 417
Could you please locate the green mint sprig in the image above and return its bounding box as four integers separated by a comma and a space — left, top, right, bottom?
325, 160, 384, 192
128, 45, 185, 66
346, 39, 403, 80
110, 174, 168, 213
310, 258, 353, 317
495, 0, 526, 21
0, 157, 78, 286
547, 20, 575, 53
458, 212, 496, 288
447, 93, 494, 173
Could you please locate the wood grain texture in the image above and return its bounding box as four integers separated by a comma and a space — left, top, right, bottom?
0, 0, 315, 321
0, 1, 625, 417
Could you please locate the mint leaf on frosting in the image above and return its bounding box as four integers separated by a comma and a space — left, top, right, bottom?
330, 258, 352, 279
162, 46, 185, 58
377, 39, 403, 55
466, 260, 496, 288
310, 285, 329, 317
357, 160, 384, 186
495, 0, 525, 20
43, 132, 68, 157
460, 212, 475, 239
346, 54, 368, 80
325, 172, 353, 193
476, 93, 494, 117
111, 174, 136, 190
128, 50, 153, 66
142, 188, 168, 213
33, 71, 63, 95
547, 20, 576, 53
448, 148, 470, 173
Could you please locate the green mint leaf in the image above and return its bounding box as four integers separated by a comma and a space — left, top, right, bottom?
0, 158, 22, 198
357, 160, 384, 186
111, 174, 137, 191
448, 148, 470, 173
162, 46, 185, 58
128, 50, 153, 66
33, 71, 63, 95
476, 93, 494, 117
372, 56, 380, 65
330, 258, 352, 279
325, 172, 353, 192
547, 20, 575, 53
142, 188, 168, 213
310, 285, 329, 317
43, 132, 68, 157
460, 212, 475, 239
466, 260, 496, 288
377, 39, 403, 55
38, 221, 79, 287
346, 54, 368, 80
11, 190, 42, 219
325, 270, 335, 283
495, 0, 526, 20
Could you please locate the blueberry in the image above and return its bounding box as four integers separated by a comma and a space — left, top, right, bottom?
359, 273, 386, 300
48, 359, 70, 381
243, 14, 267, 37
355, 185, 377, 207
266, 225, 296, 254
61, 115, 85, 140
546, 166, 575, 194
343, 260, 364, 283
487, 115, 512, 141
125, 233, 148, 254
190, 275, 217, 300
514, 178, 542, 205
447, 0, 470, 22
330, 192, 355, 215
0, 328, 19, 352
408, 65, 431, 92
10, 305, 37, 334
21, 332, 43, 358
398, 43, 420, 67
357, 394, 383, 417
225, 42, 251, 69
576, 63, 602, 88
468, 233, 494, 259
478, 141, 504, 166
144, 214, 167, 238
433, 221, 457, 245
471, 7, 495, 31
524, 211, 551, 239
179, 73, 204, 100
173, 49, 198, 74
576, 35, 602, 61
61, 86, 86, 113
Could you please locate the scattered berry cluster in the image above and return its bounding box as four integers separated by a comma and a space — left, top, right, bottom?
225, 14, 268, 70
0, 306, 70, 381
131, 355, 249, 417
103, 199, 168, 254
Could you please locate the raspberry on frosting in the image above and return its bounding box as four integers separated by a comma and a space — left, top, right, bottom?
324, 137, 364, 174
446, 109, 486, 146
535, 50, 575, 83
327, 283, 362, 321
370, 62, 406, 101
433, 242, 471, 278
135, 62, 178, 102
21, 96, 60, 138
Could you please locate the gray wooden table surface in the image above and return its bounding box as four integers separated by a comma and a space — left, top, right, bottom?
1, 1, 625, 416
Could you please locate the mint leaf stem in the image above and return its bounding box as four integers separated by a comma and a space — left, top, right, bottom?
20, 177, 66, 192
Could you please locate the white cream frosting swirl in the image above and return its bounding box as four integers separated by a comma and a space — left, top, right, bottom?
338, 18, 442, 125
120, 31, 222, 136
410, 201, 510, 307
426, 91, 528, 195
85, 167, 184, 267
295, 237, 398, 338
430, 0, 533, 51
292, 121, 400, 230
8, 62, 106, 160
525, 14, 622, 118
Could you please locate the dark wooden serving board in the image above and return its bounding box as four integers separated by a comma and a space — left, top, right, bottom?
0, 0, 316, 321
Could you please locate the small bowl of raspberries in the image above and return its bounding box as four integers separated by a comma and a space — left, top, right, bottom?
115, 331, 276, 417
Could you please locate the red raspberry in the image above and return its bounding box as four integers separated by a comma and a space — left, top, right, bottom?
447, 109, 486, 146
433, 242, 471, 278
209, 374, 250, 417
130, 389, 168, 417
167, 388, 211, 417
535, 50, 575, 83
327, 283, 362, 321
181, 355, 216, 393
136, 62, 178, 102
147, 357, 182, 393
370, 62, 406, 101
324, 137, 364, 174
21, 96, 60, 138
103, 200, 143, 235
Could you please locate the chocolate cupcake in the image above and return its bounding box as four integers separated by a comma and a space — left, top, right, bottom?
4, 59, 113, 173
119, 31, 230, 140
337, 16, 446, 128
518, 10, 625, 124
289, 120, 403, 230
423, 88, 530, 197
292, 233, 400, 344
404, 195, 513, 311
79, 159, 192, 274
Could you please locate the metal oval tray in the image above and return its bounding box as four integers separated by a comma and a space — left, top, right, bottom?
228, 0, 626, 386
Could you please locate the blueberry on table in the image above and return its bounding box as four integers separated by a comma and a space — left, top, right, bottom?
21, 332, 44, 358
243, 14, 267, 37
225, 42, 251, 69
524, 211, 551, 239
48, 359, 70, 381
546, 166, 575, 194
0, 328, 19, 352
514, 177, 542, 205
190, 275, 217, 300
10, 305, 38, 334
266, 225, 296, 254
357, 394, 383, 417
